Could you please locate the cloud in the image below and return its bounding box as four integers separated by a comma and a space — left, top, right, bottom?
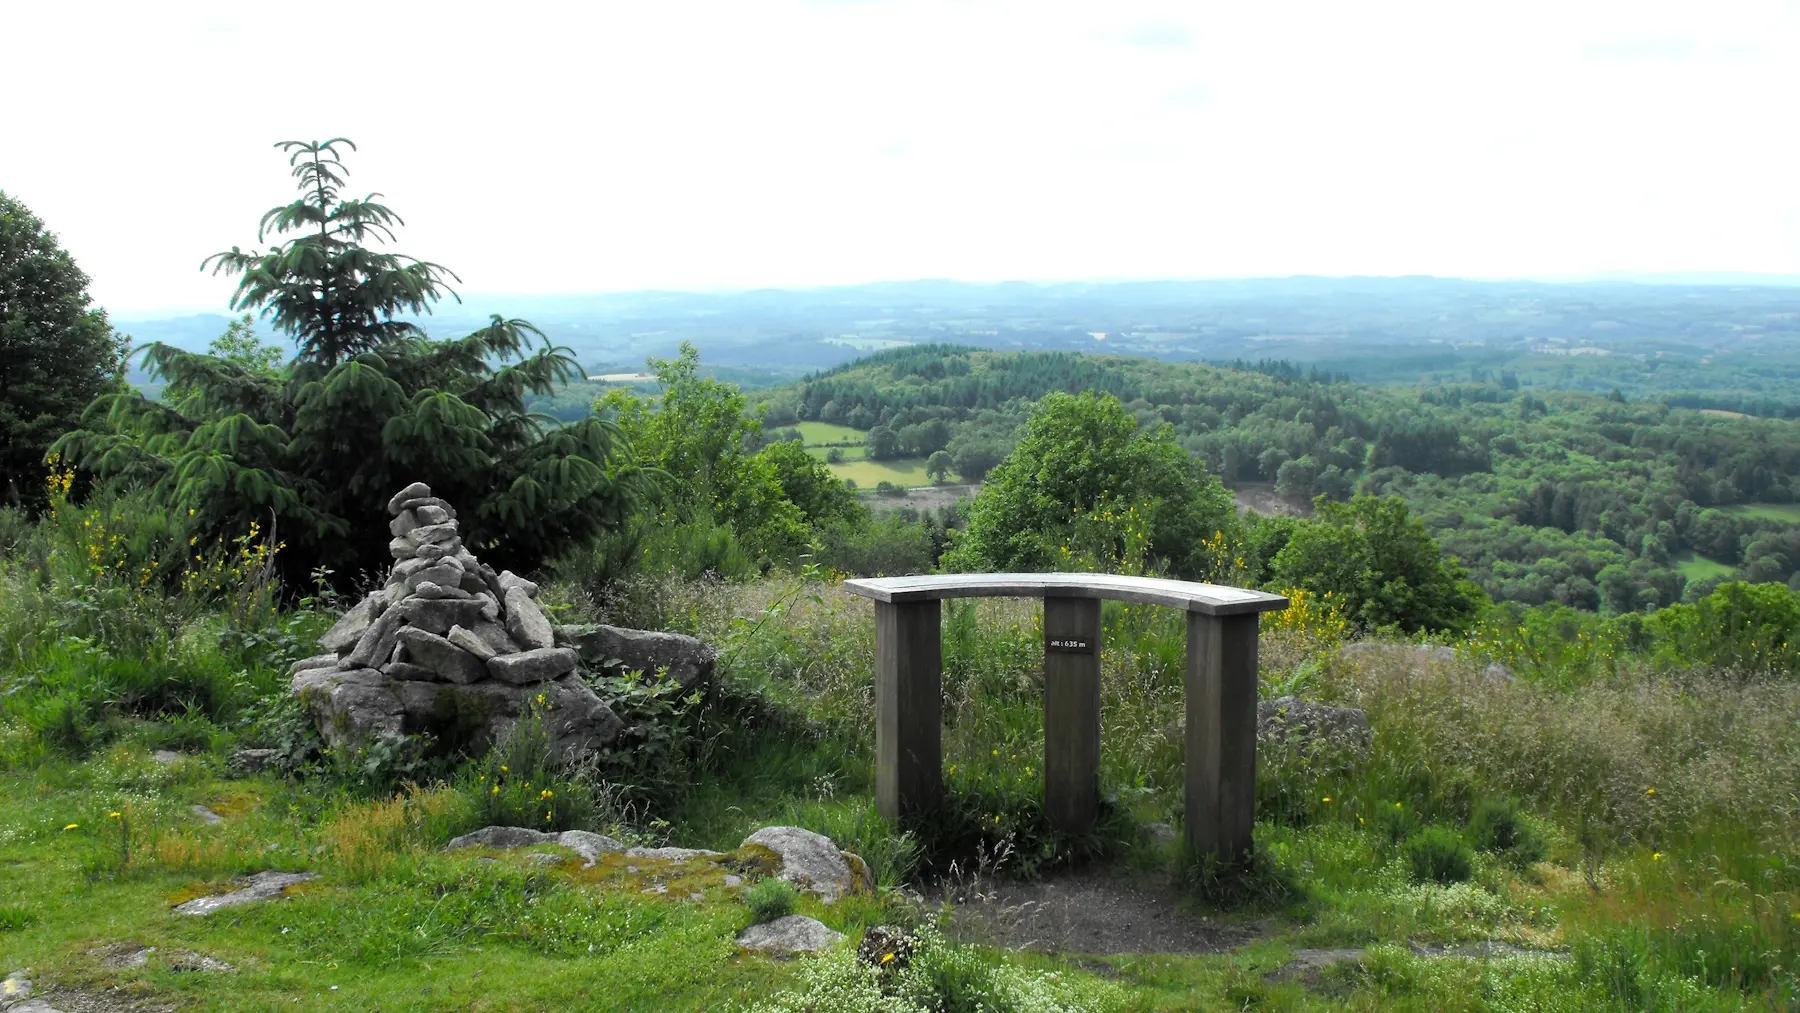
1121, 21, 1193, 47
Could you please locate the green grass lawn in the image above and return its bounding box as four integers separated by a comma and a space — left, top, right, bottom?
793, 421, 866, 446
828, 457, 930, 487
804, 444, 869, 461
1725, 502, 1800, 524
1675, 552, 1736, 582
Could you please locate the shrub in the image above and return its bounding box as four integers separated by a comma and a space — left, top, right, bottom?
1464, 796, 1546, 869
744, 876, 799, 924
1404, 825, 1474, 884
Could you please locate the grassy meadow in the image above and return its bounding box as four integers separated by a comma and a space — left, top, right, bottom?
3, 530, 1798, 1011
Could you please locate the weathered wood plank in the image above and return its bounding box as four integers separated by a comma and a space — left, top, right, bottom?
1185, 611, 1260, 861
844, 573, 1288, 617
1043, 595, 1102, 833
875, 598, 942, 820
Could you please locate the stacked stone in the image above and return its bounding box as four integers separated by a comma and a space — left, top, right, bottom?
290, 482, 623, 758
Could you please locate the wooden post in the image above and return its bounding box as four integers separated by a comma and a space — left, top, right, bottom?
1185, 611, 1260, 861
1042, 595, 1102, 833
875, 599, 943, 821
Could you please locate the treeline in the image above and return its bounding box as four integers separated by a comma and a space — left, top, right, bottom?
764, 346, 1800, 610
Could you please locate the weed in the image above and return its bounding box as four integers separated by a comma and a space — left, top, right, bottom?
1465, 796, 1547, 869
744, 876, 799, 923
1403, 825, 1473, 884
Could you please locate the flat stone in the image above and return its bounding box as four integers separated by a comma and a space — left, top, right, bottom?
413, 504, 452, 525
288, 653, 339, 677
475, 591, 500, 622
191, 804, 224, 826
173, 871, 318, 916
388, 535, 415, 560
394, 596, 487, 636
413, 541, 450, 561
151, 749, 185, 766
555, 624, 718, 690
2, 971, 31, 1004
411, 581, 474, 600
497, 570, 538, 598
317, 592, 388, 653
737, 915, 843, 955
168, 951, 235, 972
446, 624, 497, 661
408, 559, 465, 590
504, 588, 555, 650
340, 607, 403, 670
389, 509, 420, 538
407, 523, 461, 548
382, 661, 437, 682
388, 482, 433, 514
742, 826, 861, 901
486, 647, 578, 685
395, 627, 488, 685
390, 556, 429, 581
397, 496, 455, 518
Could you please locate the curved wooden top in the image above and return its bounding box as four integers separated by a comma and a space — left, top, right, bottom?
842, 573, 1288, 617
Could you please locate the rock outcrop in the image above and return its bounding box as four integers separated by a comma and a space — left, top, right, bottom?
1257, 696, 1372, 757
737, 915, 843, 955
290, 483, 626, 760
554, 624, 717, 689
742, 826, 871, 902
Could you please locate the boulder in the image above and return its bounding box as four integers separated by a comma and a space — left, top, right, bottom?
287, 653, 338, 677
742, 826, 864, 902
227, 748, 280, 776
497, 570, 539, 598
293, 667, 403, 748
505, 587, 555, 650
395, 674, 622, 759
394, 627, 488, 685
555, 624, 717, 689
486, 647, 578, 685
625, 846, 723, 860
737, 915, 843, 955
1257, 696, 1372, 757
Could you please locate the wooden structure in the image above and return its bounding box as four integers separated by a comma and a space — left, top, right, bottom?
842, 573, 1288, 861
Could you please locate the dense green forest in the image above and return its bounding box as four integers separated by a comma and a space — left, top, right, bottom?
759, 345, 1800, 613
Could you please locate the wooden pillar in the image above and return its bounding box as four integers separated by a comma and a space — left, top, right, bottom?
1042, 595, 1102, 833
1185, 611, 1260, 861
875, 599, 942, 821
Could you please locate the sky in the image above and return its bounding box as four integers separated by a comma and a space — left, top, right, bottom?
4, 0, 1799, 316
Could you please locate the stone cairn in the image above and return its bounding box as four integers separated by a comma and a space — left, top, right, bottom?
290, 482, 715, 760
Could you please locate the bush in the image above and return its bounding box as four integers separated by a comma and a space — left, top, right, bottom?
1404, 825, 1474, 884
744, 876, 799, 924
1464, 797, 1546, 869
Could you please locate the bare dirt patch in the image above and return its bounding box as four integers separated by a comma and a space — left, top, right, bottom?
1231, 483, 1311, 518
864, 484, 980, 514
937, 870, 1257, 956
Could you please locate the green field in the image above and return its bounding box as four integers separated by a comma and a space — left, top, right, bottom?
1724, 503, 1800, 524
792, 421, 865, 445
804, 444, 868, 461
828, 456, 930, 487
1675, 552, 1735, 582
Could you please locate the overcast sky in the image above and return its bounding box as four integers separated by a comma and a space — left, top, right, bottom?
4, 0, 1798, 316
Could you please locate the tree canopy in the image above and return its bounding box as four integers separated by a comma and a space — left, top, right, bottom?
0, 190, 125, 507
53, 140, 640, 586
944, 391, 1238, 578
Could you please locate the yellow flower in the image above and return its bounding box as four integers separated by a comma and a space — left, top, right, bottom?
108, 811, 121, 819
1358, 816, 1366, 826
880, 953, 896, 965
536, 694, 547, 707
1645, 788, 1656, 796
1321, 796, 1333, 804
501, 765, 509, 774
1652, 852, 1663, 861
1395, 802, 1404, 809
63, 823, 79, 831
540, 789, 554, 800
492, 786, 500, 795
991, 749, 998, 757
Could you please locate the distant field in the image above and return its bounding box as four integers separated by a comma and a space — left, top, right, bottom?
805, 445, 869, 461
1675, 552, 1735, 582
1724, 503, 1800, 524
829, 457, 930, 487
793, 421, 866, 445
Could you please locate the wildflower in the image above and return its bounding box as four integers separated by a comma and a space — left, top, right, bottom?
109, 811, 121, 819
492, 786, 500, 795
947, 765, 957, 776
1645, 788, 1656, 796
1396, 802, 1404, 809
1652, 852, 1663, 861
880, 953, 896, 965
501, 765, 509, 774
1358, 816, 1366, 826
536, 693, 547, 707
1321, 796, 1333, 804
64, 823, 79, 831
991, 749, 998, 757
540, 789, 554, 800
